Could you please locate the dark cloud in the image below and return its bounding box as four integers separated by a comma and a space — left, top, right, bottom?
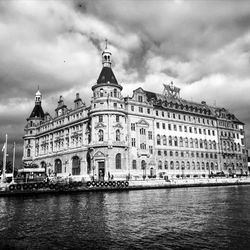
0, 0, 249, 166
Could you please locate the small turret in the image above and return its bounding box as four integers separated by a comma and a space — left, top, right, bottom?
29, 88, 44, 119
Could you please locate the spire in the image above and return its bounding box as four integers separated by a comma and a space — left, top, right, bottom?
29, 88, 44, 119
102, 39, 112, 68
35, 86, 42, 104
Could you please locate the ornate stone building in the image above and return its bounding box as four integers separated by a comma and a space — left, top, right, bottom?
23, 46, 248, 180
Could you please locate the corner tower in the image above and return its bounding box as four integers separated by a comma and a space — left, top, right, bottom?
89, 41, 128, 181
23, 88, 45, 165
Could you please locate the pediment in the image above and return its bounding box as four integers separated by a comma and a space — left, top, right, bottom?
113, 123, 123, 129
93, 150, 106, 158
135, 87, 145, 93
137, 118, 149, 127
95, 122, 106, 129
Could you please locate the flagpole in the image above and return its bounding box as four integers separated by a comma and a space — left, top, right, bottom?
12, 142, 15, 181
2, 134, 7, 183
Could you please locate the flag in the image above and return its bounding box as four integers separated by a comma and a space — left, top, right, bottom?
2, 143, 5, 152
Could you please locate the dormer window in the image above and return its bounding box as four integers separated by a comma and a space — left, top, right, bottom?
138, 95, 143, 102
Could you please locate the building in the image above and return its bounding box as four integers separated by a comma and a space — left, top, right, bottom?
22, 45, 248, 180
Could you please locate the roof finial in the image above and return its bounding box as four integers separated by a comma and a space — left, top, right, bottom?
105, 39, 108, 49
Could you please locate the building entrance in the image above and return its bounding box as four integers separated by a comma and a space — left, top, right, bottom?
98, 161, 105, 181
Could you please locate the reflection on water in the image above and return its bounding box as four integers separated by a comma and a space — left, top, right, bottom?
0, 186, 250, 249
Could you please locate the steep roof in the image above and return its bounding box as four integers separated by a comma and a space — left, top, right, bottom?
97, 67, 118, 85
29, 104, 45, 119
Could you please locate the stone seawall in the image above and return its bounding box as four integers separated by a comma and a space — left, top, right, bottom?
1, 177, 250, 197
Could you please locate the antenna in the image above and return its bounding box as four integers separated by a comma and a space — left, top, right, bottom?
105, 39, 108, 49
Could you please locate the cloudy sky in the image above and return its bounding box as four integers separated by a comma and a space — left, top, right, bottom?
0, 0, 249, 165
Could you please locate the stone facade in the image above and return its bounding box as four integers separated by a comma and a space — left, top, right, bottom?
22, 46, 249, 180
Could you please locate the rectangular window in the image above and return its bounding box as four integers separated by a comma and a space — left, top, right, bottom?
162, 111, 164, 117
139, 107, 143, 113
194, 127, 197, 134
184, 126, 187, 132
158, 150, 161, 156
173, 113, 175, 119
116, 115, 119, 122
164, 150, 167, 156
189, 127, 192, 133
131, 123, 135, 131
131, 105, 134, 111
168, 124, 171, 130
148, 131, 153, 140
113, 103, 117, 108
203, 129, 206, 135
179, 125, 182, 132
149, 146, 153, 154
138, 95, 143, 102
212, 130, 215, 136
99, 115, 103, 122
174, 125, 177, 131
162, 123, 165, 129
156, 122, 160, 129
147, 108, 150, 114
199, 128, 202, 134
208, 130, 211, 135
156, 110, 159, 116
131, 138, 136, 147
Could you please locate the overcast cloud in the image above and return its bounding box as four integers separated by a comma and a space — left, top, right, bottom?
0, 0, 249, 165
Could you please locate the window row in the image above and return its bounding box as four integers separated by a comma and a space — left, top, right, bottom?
156, 122, 215, 136
131, 160, 219, 171
98, 129, 121, 142
156, 136, 217, 150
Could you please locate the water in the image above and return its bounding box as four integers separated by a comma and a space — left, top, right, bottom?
0, 186, 250, 250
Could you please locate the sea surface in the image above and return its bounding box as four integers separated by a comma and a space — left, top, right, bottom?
0, 185, 250, 250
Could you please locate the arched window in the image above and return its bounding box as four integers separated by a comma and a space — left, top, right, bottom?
114, 88, 117, 98
141, 160, 146, 170
132, 160, 137, 169
99, 129, 104, 141
192, 162, 195, 170
170, 161, 174, 169
169, 136, 172, 146
209, 140, 212, 149
176, 161, 180, 169
162, 135, 167, 145
213, 141, 217, 150
200, 139, 203, 148
204, 140, 208, 149
197, 162, 200, 170
201, 162, 205, 170
157, 134, 161, 145
195, 139, 198, 148
116, 153, 121, 169
27, 149, 31, 157
211, 162, 214, 171
190, 138, 193, 148
174, 136, 178, 146
55, 159, 62, 174
158, 160, 162, 170
206, 162, 209, 170
72, 156, 80, 175
116, 130, 120, 141
179, 137, 183, 147
164, 161, 168, 169
181, 161, 185, 169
